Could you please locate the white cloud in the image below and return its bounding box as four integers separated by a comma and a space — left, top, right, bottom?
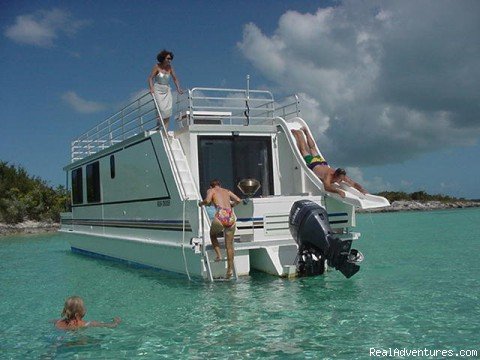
238, 1, 480, 167
375, 10, 392, 22
238, 23, 286, 79
4, 8, 88, 47
62, 91, 106, 113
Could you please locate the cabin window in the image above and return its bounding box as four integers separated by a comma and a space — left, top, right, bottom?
86, 161, 101, 203
110, 155, 115, 179
71, 168, 83, 204
198, 136, 274, 198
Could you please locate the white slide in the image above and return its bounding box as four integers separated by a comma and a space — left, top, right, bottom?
276, 116, 390, 210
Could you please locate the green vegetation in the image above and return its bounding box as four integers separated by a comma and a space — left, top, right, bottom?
0, 161, 476, 224
0, 161, 69, 224
376, 190, 467, 203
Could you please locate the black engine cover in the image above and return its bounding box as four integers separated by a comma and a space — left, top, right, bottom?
289, 200, 362, 278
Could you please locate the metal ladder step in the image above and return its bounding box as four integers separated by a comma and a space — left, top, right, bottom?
204, 251, 238, 281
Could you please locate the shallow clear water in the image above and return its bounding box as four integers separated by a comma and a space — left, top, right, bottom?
1, 208, 479, 359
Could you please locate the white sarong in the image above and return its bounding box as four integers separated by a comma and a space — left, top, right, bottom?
153, 83, 172, 119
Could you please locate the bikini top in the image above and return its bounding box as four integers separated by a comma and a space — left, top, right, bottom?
155, 71, 170, 85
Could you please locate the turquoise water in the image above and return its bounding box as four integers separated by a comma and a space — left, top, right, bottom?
1, 209, 479, 359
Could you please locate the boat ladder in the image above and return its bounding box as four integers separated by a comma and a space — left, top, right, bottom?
168, 137, 198, 199
203, 249, 238, 281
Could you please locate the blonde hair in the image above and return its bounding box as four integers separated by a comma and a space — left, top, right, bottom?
61, 296, 86, 323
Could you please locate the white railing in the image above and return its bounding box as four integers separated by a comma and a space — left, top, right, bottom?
175, 87, 276, 127
71, 93, 157, 162
70, 87, 302, 162
275, 94, 301, 120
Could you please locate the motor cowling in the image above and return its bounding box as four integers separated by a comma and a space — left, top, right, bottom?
289, 200, 363, 278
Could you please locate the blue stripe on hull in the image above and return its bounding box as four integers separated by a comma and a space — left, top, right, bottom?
62, 219, 192, 232
70, 247, 191, 278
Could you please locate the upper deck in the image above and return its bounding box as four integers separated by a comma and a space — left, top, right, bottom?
69, 86, 300, 163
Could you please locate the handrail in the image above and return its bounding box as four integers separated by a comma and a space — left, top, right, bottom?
274, 94, 300, 120
71, 92, 157, 161
175, 87, 275, 127
181, 197, 191, 280
200, 204, 213, 281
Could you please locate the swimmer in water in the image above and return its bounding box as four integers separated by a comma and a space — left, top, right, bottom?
54, 296, 121, 330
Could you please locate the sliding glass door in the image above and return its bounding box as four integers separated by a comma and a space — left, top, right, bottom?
198, 136, 274, 198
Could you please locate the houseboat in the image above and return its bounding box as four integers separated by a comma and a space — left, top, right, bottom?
59, 83, 389, 280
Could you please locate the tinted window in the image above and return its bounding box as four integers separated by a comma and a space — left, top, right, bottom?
71, 168, 83, 204
198, 136, 273, 198
86, 161, 101, 203
110, 155, 115, 179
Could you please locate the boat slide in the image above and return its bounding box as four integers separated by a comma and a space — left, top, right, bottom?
275, 116, 390, 210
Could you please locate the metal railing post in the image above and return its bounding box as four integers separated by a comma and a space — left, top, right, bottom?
201, 206, 205, 257
138, 99, 144, 132
95, 125, 100, 153
295, 94, 300, 117
187, 89, 193, 126
121, 110, 125, 140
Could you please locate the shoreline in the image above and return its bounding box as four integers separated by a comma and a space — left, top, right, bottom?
0, 221, 59, 237
1, 201, 479, 236
358, 200, 480, 213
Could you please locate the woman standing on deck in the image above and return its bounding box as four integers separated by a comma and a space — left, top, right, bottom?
148, 49, 183, 131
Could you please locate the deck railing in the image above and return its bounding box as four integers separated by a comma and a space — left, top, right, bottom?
175, 87, 276, 127
70, 87, 301, 162
275, 94, 301, 120
71, 93, 157, 162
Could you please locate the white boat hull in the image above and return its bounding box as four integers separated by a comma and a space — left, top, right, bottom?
59, 229, 298, 279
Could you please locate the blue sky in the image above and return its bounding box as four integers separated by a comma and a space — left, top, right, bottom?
1, 0, 479, 199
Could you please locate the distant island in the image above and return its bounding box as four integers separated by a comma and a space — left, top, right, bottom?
358, 191, 480, 213
0, 161, 67, 236
1, 161, 478, 236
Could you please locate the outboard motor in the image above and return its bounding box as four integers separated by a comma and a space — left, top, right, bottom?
289, 200, 364, 278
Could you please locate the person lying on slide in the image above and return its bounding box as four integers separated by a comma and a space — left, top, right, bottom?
291, 127, 368, 198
